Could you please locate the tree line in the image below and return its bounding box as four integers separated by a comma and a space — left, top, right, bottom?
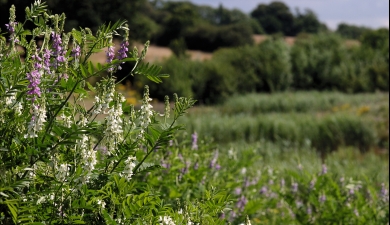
0, 0, 383, 52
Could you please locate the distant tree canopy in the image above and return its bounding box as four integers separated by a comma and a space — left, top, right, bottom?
0, 0, 386, 53
250, 1, 326, 36
336, 23, 372, 40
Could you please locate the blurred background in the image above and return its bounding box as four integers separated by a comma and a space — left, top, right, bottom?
1, 0, 389, 158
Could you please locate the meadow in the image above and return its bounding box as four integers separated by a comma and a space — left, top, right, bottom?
138, 91, 389, 224
0, 2, 388, 224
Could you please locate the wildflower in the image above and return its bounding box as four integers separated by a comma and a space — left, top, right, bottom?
27, 70, 42, 100
122, 156, 136, 182
5, 21, 16, 33
260, 186, 268, 196
5, 90, 16, 107
191, 132, 198, 150
117, 41, 129, 70
354, 208, 359, 217
309, 179, 316, 191
236, 195, 248, 212
209, 150, 219, 169
138, 86, 153, 140
105, 98, 124, 139
306, 205, 313, 215
159, 215, 176, 225
106, 45, 115, 72
161, 160, 170, 169
280, 178, 285, 188
380, 183, 389, 202
291, 182, 298, 194
321, 164, 328, 175
295, 200, 303, 208
193, 162, 199, 170
241, 167, 247, 175
97, 199, 106, 209
42, 49, 52, 74
79, 147, 97, 183
298, 163, 303, 171
56, 164, 69, 181
319, 193, 326, 203
235, 187, 242, 195
51, 32, 66, 65
25, 103, 47, 138
61, 113, 72, 128
71, 44, 81, 58
245, 216, 252, 225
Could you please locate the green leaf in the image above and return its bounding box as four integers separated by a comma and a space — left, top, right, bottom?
88, 61, 94, 74
80, 64, 87, 78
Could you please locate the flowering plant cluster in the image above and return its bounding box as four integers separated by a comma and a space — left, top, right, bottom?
0, 1, 234, 224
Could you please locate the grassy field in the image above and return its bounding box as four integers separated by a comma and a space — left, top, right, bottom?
78, 87, 389, 224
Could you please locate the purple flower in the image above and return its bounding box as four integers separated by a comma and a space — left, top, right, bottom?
117, 41, 129, 71
43, 49, 52, 74
244, 177, 253, 188
234, 187, 242, 195
280, 179, 285, 188
307, 205, 312, 215
295, 200, 303, 208
380, 183, 389, 202
51, 32, 66, 67
321, 164, 328, 175
161, 160, 170, 169
5, 22, 17, 33
71, 44, 81, 58
26, 70, 42, 100
191, 132, 198, 150
291, 182, 298, 194
260, 186, 268, 195
6, 22, 19, 43
309, 179, 316, 191
193, 162, 199, 170
319, 193, 326, 203
236, 195, 248, 212
209, 150, 219, 169
106, 46, 115, 72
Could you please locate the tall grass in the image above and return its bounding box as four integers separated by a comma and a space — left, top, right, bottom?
220, 91, 389, 115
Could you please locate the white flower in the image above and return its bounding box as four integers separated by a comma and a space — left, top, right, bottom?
121, 156, 136, 181
93, 95, 103, 114
159, 216, 176, 225
56, 164, 69, 181
138, 86, 153, 140
61, 113, 72, 128
97, 199, 106, 209
5, 90, 16, 106
14, 102, 23, 115
25, 103, 47, 138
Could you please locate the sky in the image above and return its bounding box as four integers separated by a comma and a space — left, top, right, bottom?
188, 0, 389, 30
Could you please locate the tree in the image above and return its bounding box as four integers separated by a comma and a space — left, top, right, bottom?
293, 9, 324, 35
336, 23, 372, 40
251, 1, 294, 35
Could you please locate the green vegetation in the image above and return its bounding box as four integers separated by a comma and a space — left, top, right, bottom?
177, 92, 389, 156
140, 32, 389, 104
1, 2, 388, 224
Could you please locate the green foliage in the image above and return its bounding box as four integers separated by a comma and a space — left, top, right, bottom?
336, 23, 372, 40
0, 2, 227, 224
251, 1, 295, 35
289, 32, 389, 92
